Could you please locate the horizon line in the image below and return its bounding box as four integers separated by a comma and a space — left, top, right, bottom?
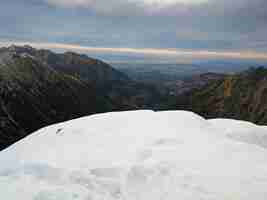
1, 40, 267, 60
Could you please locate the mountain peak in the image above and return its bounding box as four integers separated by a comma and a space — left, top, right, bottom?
6, 44, 35, 54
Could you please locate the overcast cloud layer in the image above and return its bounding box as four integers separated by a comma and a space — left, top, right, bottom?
1, 0, 267, 61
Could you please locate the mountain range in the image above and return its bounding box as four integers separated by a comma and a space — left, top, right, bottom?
0, 45, 174, 150
1, 45, 267, 150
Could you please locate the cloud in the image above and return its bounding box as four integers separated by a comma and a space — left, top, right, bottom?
43, 0, 264, 17
45, 0, 209, 8
1, 0, 267, 54
44, 0, 210, 15
42, 0, 267, 42
1, 40, 267, 61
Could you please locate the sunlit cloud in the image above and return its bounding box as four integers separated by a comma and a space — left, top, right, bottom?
1, 41, 267, 61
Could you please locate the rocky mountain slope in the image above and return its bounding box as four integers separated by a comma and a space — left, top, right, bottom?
1, 45, 129, 86
0, 46, 116, 150
177, 67, 267, 124
1, 45, 174, 110
1, 110, 267, 199
0, 45, 177, 150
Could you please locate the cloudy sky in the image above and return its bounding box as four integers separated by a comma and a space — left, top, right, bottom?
1, 0, 267, 62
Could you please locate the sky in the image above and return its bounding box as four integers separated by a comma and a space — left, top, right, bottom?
1, 0, 267, 62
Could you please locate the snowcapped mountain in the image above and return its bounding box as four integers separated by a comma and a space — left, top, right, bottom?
1, 110, 267, 199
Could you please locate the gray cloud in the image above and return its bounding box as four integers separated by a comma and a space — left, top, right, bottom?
0, 0, 267, 59
44, 0, 235, 17
43, 0, 266, 17
42, 0, 267, 37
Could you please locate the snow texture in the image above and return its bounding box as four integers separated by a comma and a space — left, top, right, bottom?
1, 110, 267, 199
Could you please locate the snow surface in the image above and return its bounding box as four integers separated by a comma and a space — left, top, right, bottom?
1, 110, 267, 199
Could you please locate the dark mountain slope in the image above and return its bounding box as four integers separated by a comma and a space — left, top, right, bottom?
0, 45, 176, 150
0, 51, 112, 150
10, 45, 171, 110
3, 45, 129, 86
177, 67, 267, 125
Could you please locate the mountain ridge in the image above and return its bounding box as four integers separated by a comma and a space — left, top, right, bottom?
0, 46, 121, 150
0, 45, 175, 150
177, 67, 267, 124
0, 45, 130, 85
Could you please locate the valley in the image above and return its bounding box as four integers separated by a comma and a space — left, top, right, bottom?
0, 45, 267, 151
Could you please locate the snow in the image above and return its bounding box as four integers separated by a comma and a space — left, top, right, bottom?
1, 110, 267, 199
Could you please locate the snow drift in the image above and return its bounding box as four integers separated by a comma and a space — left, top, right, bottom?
1, 110, 267, 199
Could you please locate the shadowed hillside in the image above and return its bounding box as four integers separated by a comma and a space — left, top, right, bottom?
0, 45, 176, 150
0, 46, 121, 150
